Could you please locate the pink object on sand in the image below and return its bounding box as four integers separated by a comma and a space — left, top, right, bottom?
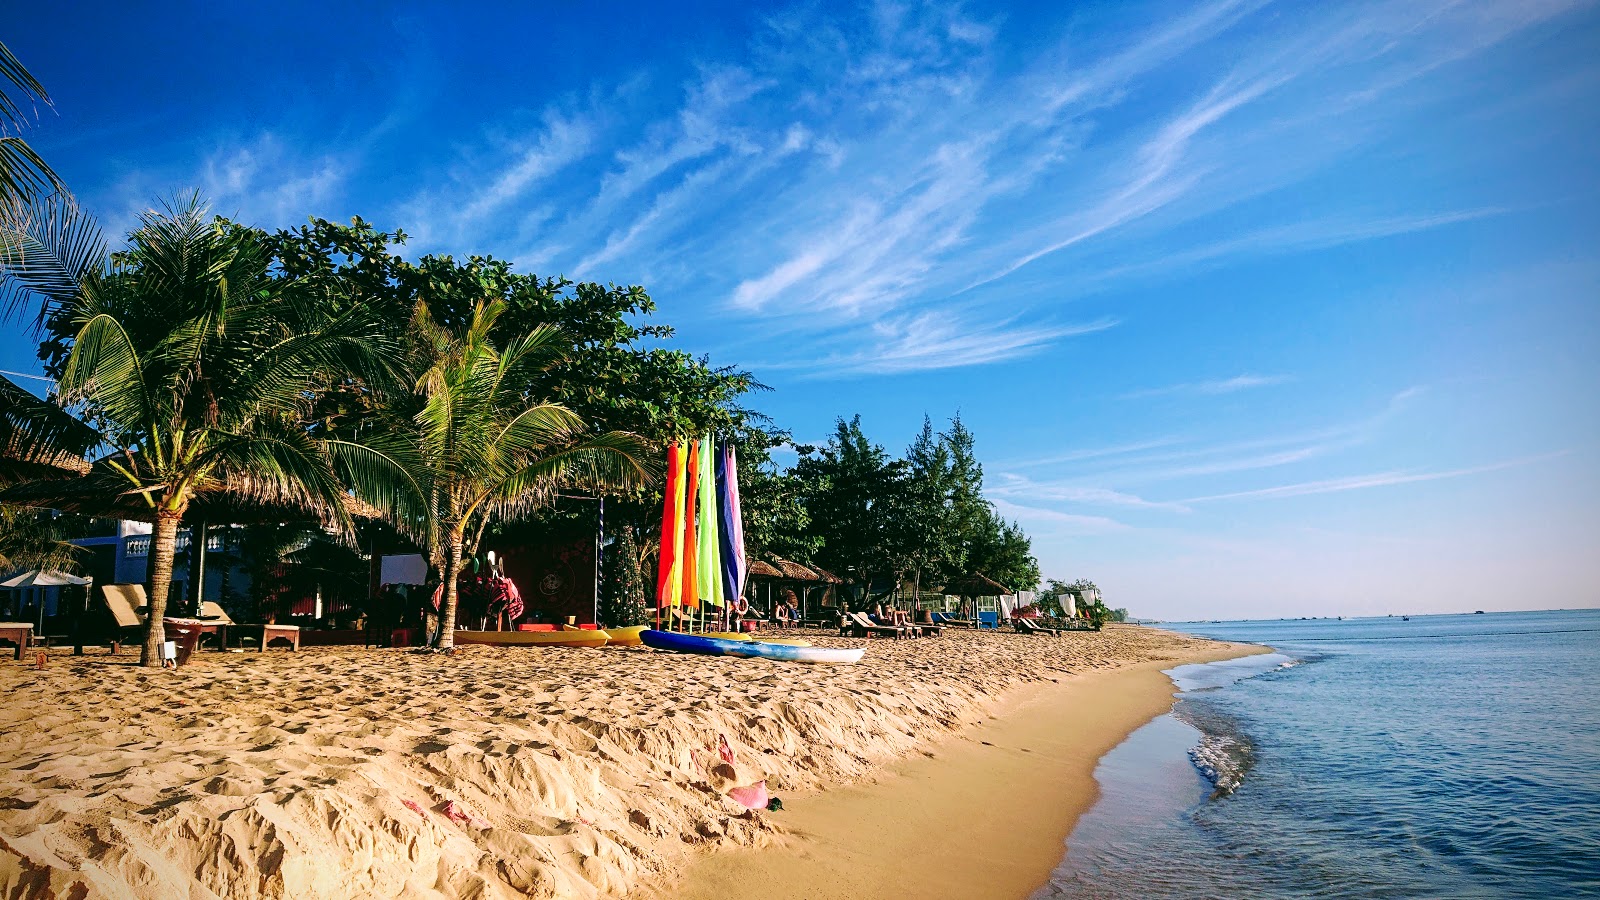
718, 734, 736, 766
441, 800, 491, 830
402, 800, 427, 818
726, 780, 769, 810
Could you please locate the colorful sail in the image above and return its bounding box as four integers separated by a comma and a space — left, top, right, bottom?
695, 435, 722, 609
716, 441, 747, 609
681, 440, 700, 611
656, 443, 686, 609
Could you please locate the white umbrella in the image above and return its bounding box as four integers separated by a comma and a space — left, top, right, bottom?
0, 570, 91, 631
0, 570, 89, 588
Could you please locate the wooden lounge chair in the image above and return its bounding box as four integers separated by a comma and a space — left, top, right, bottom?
931, 612, 976, 628
100, 584, 149, 649
1013, 618, 1059, 636
843, 611, 904, 640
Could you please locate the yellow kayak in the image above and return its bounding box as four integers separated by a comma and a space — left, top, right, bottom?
592, 624, 646, 643
456, 630, 609, 648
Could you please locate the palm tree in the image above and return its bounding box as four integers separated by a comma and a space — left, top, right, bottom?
352, 299, 654, 650
0, 39, 65, 207
54, 197, 395, 665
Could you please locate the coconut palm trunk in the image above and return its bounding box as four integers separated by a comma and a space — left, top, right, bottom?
142, 510, 182, 664
438, 533, 464, 650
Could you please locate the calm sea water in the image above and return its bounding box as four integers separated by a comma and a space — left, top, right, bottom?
1036, 609, 1600, 900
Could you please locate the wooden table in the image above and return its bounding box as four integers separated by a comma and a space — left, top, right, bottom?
259, 624, 300, 651
0, 622, 32, 660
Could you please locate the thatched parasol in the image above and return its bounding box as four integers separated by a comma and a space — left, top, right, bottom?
766, 556, 820, 581
746, 559, 782, 578
806, 564, 844, 584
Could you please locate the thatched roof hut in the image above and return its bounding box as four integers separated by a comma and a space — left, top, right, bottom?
0, 375, 96, 484
767, 556, 820, 581
746, 558, 782, 579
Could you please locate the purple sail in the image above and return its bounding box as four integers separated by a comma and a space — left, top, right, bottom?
716, 441, 747, 607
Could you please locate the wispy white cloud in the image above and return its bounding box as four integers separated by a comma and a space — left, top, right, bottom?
781, 314, 1117, 376
1180, 451, 1570, 503
989, 473, 1190, 512
372, 0, 1579, 374
989, 497, 1132, 534
1123, 374, 1293, 399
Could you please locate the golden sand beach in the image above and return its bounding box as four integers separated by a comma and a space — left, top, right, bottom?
0, 625, 1244, 899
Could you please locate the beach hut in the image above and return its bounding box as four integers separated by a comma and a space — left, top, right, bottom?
938, 573, 1012, 628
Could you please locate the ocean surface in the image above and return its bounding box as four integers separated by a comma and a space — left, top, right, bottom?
1035, 609, 1600, 900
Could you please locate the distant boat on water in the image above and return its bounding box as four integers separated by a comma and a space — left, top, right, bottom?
1475, 610, 1486, 614
1402, 616, 1411, 621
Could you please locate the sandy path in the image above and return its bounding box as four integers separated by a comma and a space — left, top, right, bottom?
0, 624, 1229, 899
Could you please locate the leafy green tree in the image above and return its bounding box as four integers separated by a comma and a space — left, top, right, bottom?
794, 416, 906, 604
600, 524, 649, 627
51, 198, 395, 665
897, 415, 957, 601
735, 425, 818, 563
941, 414, 990, 573
966, 509, 1041, 594
348, 299, 654, 650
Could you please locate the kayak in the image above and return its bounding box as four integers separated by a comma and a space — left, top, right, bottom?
640, 629, 863, 664
599, 625, 648, 646
455, 630, 610, 648
560, 624, 648, 646
701, 631, 812, 647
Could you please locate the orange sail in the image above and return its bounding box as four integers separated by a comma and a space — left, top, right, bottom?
681, 440, 700, 610
656, 443, 685, 609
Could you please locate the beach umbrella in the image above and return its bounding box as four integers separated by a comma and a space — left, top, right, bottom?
0, 570, 89, 589
716, 441, 746, 629
0, 569, 90, 630
655, 443, 687, 616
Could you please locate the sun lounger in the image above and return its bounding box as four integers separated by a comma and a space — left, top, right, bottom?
100, 584, 149, 648
931, 612, 976, 628
1013, 618, 1060, 636
843, 611, 904, 639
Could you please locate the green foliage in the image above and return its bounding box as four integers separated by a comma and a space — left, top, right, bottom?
600, 524, 649, 627
965, 509, 1041, 594
793, 416, 908, 595
251, 216, 758, 447
735, 425, 818, 562
53, 197, 395, 664
0, 506, 81, 572
341, 299, 655, 649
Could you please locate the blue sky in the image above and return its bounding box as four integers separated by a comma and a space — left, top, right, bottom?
7, 0, 1598, 618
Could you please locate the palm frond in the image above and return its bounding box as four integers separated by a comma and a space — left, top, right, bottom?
0, 136, 65, 214
0, 506, 82, 573
0, 41, 50, 132
0, 191, 106, 328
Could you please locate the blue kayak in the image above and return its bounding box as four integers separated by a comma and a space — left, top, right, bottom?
640, 629, 865, 664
